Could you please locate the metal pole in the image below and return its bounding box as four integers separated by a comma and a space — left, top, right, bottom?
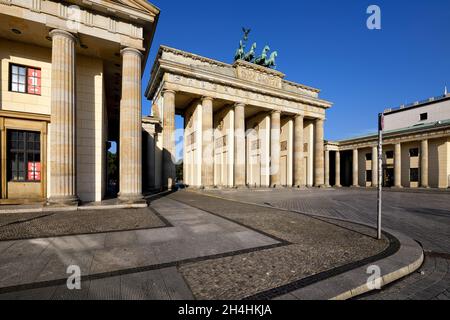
377, 113, 384, 240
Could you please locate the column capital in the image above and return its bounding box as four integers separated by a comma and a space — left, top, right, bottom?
162, 89, 176, 96
120, 47, 143, 58
295, 113, 304, 120
49, 29, 77, 42
271, 109, 281, 115
201, 96, 214, 103
234, 102, 245, 108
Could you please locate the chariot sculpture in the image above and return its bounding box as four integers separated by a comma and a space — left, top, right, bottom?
234, 27, 278, 69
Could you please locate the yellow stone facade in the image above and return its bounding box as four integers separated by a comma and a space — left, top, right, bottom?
0, 0, 159, 204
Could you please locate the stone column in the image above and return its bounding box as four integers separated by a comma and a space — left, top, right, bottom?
270, 111, 281, 187
352, 149, 359, 187
335, 150, 341, 187
118, 47, 144, 202
314, 119, 325, 187
162, 89, 176, 190
201, 96, 214, 188
394, 143, 402, 188
234, 103, 246, 187
324, 150, 330, 187
372, 146, 378, 187
48, 29, 78, 205
293, 115, 304, 187
420, 139, 429, 188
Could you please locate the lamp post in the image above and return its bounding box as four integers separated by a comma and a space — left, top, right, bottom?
377, 113, 384, 240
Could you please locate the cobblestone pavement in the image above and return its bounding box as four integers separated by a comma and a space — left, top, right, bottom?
0, 207, 166, 241
0, 197, 278, 296
168, 191, 388, 300
200, 188, 450, 300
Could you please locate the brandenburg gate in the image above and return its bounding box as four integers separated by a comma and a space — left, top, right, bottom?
144, 45, 332, 190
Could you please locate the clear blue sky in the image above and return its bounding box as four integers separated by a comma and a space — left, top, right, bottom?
141, 0, 450, 143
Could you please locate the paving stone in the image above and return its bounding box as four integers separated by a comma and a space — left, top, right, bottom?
198, 188, 450, 300
171, 191, 387, 300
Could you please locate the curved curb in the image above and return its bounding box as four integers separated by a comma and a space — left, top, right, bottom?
278, 228, 423, 300
187, 189, 424, 300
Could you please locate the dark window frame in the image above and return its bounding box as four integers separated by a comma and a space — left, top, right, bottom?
410, 168, 419, 182
8, 63, 41, 96
409, 148, 419, 157
365, 153, 372, 161
386, 151, 394, 159
366, 170, 373, 182
420, 113, 428, 121
7, 130, 41, 183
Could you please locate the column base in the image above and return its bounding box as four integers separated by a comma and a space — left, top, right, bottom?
393, 185, 403, 189
351, 185, 360, 188
118, 193, 147, 205
47, 195, 79, 207
335, 184, 342, 188
199, 185, 216, 190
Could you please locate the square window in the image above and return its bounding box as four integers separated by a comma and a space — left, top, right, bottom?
420, 113, 428, 121
365, 153, 372, 161
9, 64, 41, 95
409, 148, 419, 157
386, 151, 394, 159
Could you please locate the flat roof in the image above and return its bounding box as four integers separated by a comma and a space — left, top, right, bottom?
384, 94, 450, 115
334, 118, 450, 144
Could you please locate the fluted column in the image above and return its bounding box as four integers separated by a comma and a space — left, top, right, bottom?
372, 146, 378, 187
293, 115, 304, 187
314, 119, 325, 187
48, 29, 78, 205
324, 150, 330, 187
352, 149, 359, 187
234, 103, 246, 187
201, 96, 214, 188
421, 139, 429, 188
270, 110, 281, 187
394, 143, 402, 188
335, 150, 341, 187
118, 47, 144, 202
162, 89, 176, 190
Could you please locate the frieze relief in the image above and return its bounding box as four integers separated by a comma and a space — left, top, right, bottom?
167, 74, 325, 117
235, 66, 282, 89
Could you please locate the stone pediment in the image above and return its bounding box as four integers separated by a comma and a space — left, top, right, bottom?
233, 59, 285, 89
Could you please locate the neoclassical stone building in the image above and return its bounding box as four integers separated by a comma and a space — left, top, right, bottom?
325, 94, 450, 189
0, 0, 159, 204
144, 46, 333, 189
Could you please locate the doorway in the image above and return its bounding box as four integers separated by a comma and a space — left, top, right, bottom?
383, 167, 394, 187
106, 141, 119, 197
